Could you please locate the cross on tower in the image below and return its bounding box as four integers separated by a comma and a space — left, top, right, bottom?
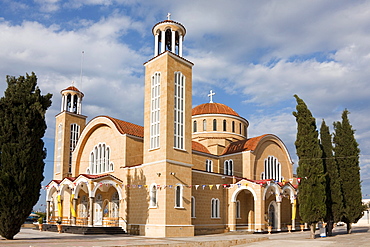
208, 90, 215, 103
167, 13, 171, 20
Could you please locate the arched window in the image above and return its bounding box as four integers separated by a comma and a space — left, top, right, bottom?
174, 72, 185, 149
90, 143, 112, 175
262, 156, 282, 182
224, 159, 233, 176
223, 120, 227, 131
191, 196, 196, 218
213, 119, 217, 131
206, 159, 213, 172
150, 72, 161, 149
69, 123, 80, 174
203, 119, 207, 131
236, 200, 241, 219
211, 198, 220, 218
56, 123, 63, 174
175, 185, 183, 208
193, 120, 197, 132
232, 121, 235, 133
150, 184, 158, 208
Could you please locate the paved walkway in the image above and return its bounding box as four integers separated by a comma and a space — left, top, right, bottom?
0, 225, 369, 247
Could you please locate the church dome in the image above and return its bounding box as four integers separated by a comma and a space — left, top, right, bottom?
192, 103, 240, 117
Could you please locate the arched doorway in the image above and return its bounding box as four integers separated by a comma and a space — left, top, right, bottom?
268, 201, 278, 229
231, 186, 257, 232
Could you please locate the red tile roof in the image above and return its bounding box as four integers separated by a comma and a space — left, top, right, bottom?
104, 116, 144, 138
192, 141, 211, 154
192, 103, 239, 117
61, 86, 84, 96
222, 134, 269, 155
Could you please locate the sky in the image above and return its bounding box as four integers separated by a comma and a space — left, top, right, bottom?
0, 0, 369, 211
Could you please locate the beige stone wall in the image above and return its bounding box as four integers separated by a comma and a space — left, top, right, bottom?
250, 138, 293, 181
53, 111, 86, 180
143, 52, 193, 165
72, 117, 143, 178
219, 153, 243, 178
192, 115, 248, 138
191, 171, 233, 234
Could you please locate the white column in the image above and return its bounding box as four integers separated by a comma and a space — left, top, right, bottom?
154, 33, 159, 56
171, 30, 176, 53
46, 201, 51, 223
88, 197, 94, 226
61, 95, 65, 112
77, 96, 81, 114
161, 30, 165, 53
70, 94, 75, 112
64, 95, 68, 112
277, 201, 281, 231
179, 35, 183, 57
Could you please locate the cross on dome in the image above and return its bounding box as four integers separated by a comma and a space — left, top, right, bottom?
167, 13, 171, 20
208, 90, 215, 103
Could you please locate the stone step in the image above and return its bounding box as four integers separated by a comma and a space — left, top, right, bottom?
37, 224, 126, 235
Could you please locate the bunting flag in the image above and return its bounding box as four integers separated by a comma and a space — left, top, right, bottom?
216, 184, 220, 189
209, 185, 214, 190
195, 185, 199, 190
202, 185, 206, 190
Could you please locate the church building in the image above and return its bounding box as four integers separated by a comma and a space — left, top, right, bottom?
46, 17, 298, 237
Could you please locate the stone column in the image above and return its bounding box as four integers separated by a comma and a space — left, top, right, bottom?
179, 35, 183, 57
71, 197, 77, 225
229, 201, 236, 231
291, 202, 296, 230
70, 94, 75, 112
77, 96, 81, 114
89, 197, 94, 226
161, 30, 166, 53
171, 30, 176, 53
277, 201, 281, 231
61, 95, 65, 112
154, 34, 159, 56
46, 201, 51, 223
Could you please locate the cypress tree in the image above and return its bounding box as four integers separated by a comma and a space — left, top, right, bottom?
0, 73, 52, 240
320, 120, 343, 236
293, 95, 326, 239
333, 110, 362, 234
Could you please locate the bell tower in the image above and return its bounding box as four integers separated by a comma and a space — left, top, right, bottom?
53, 85, 87, 180
142, 16, 194, 237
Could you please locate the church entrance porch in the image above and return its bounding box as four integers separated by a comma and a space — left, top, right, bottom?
45, 174, 125, 231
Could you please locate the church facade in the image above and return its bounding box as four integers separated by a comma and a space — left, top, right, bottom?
46, 17, 299, 237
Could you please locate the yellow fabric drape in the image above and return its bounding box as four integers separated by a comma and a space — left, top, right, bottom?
70, 194, 77, 217
57, 195, 62, 218
292, 199, 297, 220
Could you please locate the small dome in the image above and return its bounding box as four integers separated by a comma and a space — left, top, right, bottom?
61, 86, 84, 97
62, 86, 81, 92
192, 103, 239, 117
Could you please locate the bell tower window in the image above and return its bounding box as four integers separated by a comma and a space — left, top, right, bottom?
150, 72, 161, 150
174, 72, 185, 150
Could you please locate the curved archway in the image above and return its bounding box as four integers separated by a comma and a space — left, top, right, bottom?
231, 186, 257, 232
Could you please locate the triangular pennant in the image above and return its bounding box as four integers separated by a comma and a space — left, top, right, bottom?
195, 185, 199, 190
216, 184, 220, 189
209, 185, 214, 190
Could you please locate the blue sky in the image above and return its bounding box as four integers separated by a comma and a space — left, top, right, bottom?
0, 0, 370, 211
